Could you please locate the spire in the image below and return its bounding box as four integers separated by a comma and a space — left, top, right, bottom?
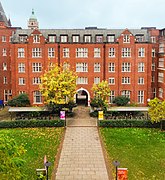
28, 9, 39, 29
0, 2, 10, 27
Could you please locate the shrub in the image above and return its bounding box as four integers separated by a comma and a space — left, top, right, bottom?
0, 120, 65, 128
8, 94, 30, 107
99, 119, 161, 128
113, 96, 130, 106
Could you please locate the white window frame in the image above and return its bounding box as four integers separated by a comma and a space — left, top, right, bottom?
122, 62, 131, 72
76, 63, 88, 72
94, 63, 100, 72
3, 76, 7, 84
32, 48, 42, 58
151, 62, 155, 71
33, 77, 42, 84
48, 35, 56, 43
33, 91, 42, 104
107, 35, 115, 43
18, 48, 25, 58
138, 62, 145, 72
158, 58, 164, 68
48, 48, 55, 58
94, 48, 101, 58
18, 63, 25, 73
151, 36, 156, 43
72, 35, 79, 43
121, 90, 131, 98
122, 48, 131, 57
109, 48, 115, 57
109, 78, 115, 85
84, 35, 91, 43
76, 48, 88, 58
3, 63, 7, 71
61, 35, 68, 43
33, 35, 40, 43
109, 90, 115, 104
159, 43, 164, 53
138, 77, 144, 84
123, 34, 130, 43
76, 77, 88, 84
19, 77, 25, 85
158, 88, 163, 98
2, 48, 7, 56
122, 77, 130, 84
2, 36, 6, 42
63, 48, 70, 58
96, 35, 103, 43
94, 77, 100, 84
138, 48, 145, 57
108, 63, 115, 72
138, 91, 144, 104
158, 72, 164, 83
152, 48, 156, 57
32, 63, 42, 72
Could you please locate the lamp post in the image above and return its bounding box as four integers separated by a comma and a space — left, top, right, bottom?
44, 161, 51, 180
113, 160, 120, 180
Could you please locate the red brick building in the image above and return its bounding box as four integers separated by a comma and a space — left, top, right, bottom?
0, 2, 163, 106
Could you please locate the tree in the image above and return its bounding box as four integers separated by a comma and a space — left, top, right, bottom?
148, 97, 165, 130
0, 134, 26, 179
40, 63, 78, 106
91, 80, 110, 110
113, 96, 130, 106
8, 93, 30, 107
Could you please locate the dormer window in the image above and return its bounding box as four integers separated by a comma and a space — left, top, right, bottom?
123, 34, 130, 43
61, 35, 68, 43
107, 35, 115, 43
135, 34, 144, 42
33, 34, 40, 43
84, 35, 91, 43
19, 35, 27, 42
96, 35, 103, 43
48, 35, 56, 43
72, 35, 79, 43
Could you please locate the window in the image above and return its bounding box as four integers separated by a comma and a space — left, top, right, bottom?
2, 36, 6, 42
94, 48, 101, 58
158, 72, 164, 83
19, 77, 25, 85
158, 88, 163, 98
76, 48, 88, 58
32, 63, 42, 72
152, 48, 156, 57
151, 63, 155, 71
121, 90, 131, 98
151, 36, 156, 43
108, 63, 115, 72
33, 35, 40, 43
109, 90, 115, 103
76, 77, 88, 84
122, 48, 131, 57
76, 63, 88, 72
48, 62, 55, 70
94, 77, 100, 84
135, 35, 144, 42
60, 35, 68, 43
18, 48, 25, 58
2, 48, 6, 56
48, 35, 56, 42
3, 77, 7, 84
63, 62, 70, 70
18, 63, 25, 73
48, 48, 55, 58
122, 77, 130, 84
109, 48, 115, 57
33, 77, 41, 84
138, 91, 144, 104
19, 91, 25, 94
94, 63, 100, 72
123, 34, 130, 43
159, 43, 164, 53
4, 90, 12, 102
122, 62, 131, 72
96, 35, 103, 43
158, 58, 164, 68
138, 48, 145, 57
138, 62, 145, 72
138, 77, 144, 84
72, 35, 79, 43
63, 48, 70, 58
107, 35, 115, 43
19, 35, 27, 42
153, 88, 156, 98
32, 48, 42, 58
84, 35, 91, 43
109, 78, 115, 84
33, 91, 42, 103
3, 63, 7, 71
152, 76, 155, 83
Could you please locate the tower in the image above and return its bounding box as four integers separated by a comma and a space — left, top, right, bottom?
0, 2, 10, 27
28, 9, 39, 29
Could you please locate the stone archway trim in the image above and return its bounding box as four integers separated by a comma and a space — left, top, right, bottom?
75, 87, 90, 106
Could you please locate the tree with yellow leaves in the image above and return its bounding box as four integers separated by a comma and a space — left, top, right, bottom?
91, 80, 110, 111
39, 63, 77, 108
148, 97, 165, 130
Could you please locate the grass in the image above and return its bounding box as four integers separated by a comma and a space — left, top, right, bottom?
100, 128, 165, 180
0, 127, 64, 179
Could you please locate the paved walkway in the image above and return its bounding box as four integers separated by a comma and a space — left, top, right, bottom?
55, 106, 109, 180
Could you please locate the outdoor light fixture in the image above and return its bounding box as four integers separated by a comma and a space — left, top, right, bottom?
113, 160, 120, 180
44, 161, 51, 180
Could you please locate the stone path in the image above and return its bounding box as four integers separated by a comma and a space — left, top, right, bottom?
55, 106, 109, 180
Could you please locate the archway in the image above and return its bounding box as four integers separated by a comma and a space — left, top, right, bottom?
75, 88, 90, 106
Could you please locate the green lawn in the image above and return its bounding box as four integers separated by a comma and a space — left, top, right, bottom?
100, 128, 165, 180
0, 127, 64, 180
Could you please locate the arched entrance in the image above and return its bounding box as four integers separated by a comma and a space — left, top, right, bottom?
75, 88, 90, 106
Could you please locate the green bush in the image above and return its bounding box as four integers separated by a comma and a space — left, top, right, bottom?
90, 111, 98, 117
8, 94, 30, 107
113, 96, 130, 106
0, 120, 65, 128
99, 119, 160, 128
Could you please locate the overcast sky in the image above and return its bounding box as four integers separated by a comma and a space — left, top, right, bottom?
1, 0, 165, 29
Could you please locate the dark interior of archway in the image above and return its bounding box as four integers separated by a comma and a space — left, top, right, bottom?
76, 90, 88, 106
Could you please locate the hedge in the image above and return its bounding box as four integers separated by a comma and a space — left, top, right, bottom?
0, 120, 65, 128
98, 119, 161, 128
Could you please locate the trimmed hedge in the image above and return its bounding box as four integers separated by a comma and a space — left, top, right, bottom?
99, 119, 161, 128
0, 120, 65, 128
